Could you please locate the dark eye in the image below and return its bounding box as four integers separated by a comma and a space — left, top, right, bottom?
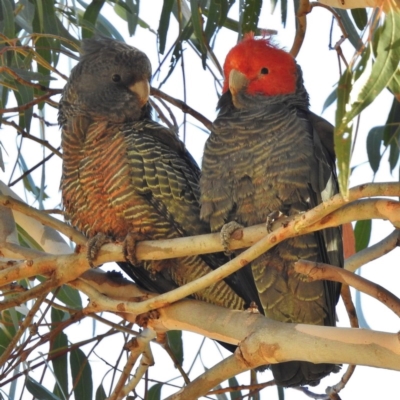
112, 74, 121, 82
260, 67, 269, 75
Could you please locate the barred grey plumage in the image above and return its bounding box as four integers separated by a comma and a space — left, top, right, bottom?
200, 36, 343, 387
60, 36, 259, 311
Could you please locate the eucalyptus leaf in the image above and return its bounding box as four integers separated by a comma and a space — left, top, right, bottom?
158, 0, 174, 54
70, 348, 93, 400
354, 219, 371, 252
26, 376, 61, 400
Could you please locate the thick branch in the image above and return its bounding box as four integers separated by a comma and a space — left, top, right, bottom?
1, 183, 398, 262
150, 301, 400, 399
1, 190, 399, 314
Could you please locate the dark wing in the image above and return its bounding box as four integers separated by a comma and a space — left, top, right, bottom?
120, 119, 260, 309
307, 110, 344, 325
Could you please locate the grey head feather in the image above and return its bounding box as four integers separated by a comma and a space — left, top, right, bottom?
59, 36, 152, 125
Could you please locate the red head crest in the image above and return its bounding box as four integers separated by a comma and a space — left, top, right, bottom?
223, 35, 297, 97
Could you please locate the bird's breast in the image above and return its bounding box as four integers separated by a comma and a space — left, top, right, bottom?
61, 122, 141, 239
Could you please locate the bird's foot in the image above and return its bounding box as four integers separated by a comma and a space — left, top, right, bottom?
220, 221, 244, 255
123, 232, 145, 266
87, 233, 113, 268
246, 301, 261, 314
266, 210, 286, 233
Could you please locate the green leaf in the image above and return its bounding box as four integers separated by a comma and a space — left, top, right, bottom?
9, 67, 57, 82
354, 219, 371, 252
322, 86, 337, 113
15, 0, 35, 34
205, 0, 228, 42
95, 384, 107, 400
51, 308, 68, 325
17, 224, 44, 251
351, 8, 368, 31
366, 126, 384, 173
18, 154, 41, 198
348, 11, 400, 121
334, 68, 353, 197
334, 9, 363, 50
54, 285, 82, 309
388, 134, 400, 172
14, 82, 34, 132
190, 0, 208, 62
0, 309, 18, 357
70, 348, 93, 400
228, 376, 241, 399
26, 376, 61, 400
0, 144, 4, 172
82, 0, 106, 39
51, 327, 69, 399
0, 0, 15, 38
270, 0, 278, 14
281, 0, 288, 27
158, 0, 174, 54
148, 383, 163, 400
126, 0, 139, 36
240, 0, 262, 35
383, 97, 400, 172
388, 69, 400, 98
159, 20, 194, 87
95, 11, 125, 40
166, 330, 183, 365
112, 0, 138, 36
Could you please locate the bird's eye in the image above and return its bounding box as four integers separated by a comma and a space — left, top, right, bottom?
260, 67, 269, 75
112, 74, 121, 82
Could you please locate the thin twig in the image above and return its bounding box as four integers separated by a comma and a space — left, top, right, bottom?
149, 98, 175, 130
290, 0, 310, 57
310, 2, 348, 39
0, 292, 47, 368
151, 87, 212, 131
9, 148, 60, 187
154, 96, 179, 132
109, 329, 156, 400
341, 284, 358, 328
156, 332, 190, 384
0, 90, 61, 114
208, 380, 275, 396
1, 120, 62, 158
0, 66, 59, 93
327, 365, 356, 398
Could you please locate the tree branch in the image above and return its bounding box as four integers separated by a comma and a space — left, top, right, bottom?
108, 329, 156, 400
151, 300, 400, 399
1, 185, 399, 317
317, 0, 381, 9
150, 87, 213, 131
290, 0, 310, 57
345, 229, 400, 272
1, 120, 62, 158
295, 260, 400, 317
0, 195, 86, 247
